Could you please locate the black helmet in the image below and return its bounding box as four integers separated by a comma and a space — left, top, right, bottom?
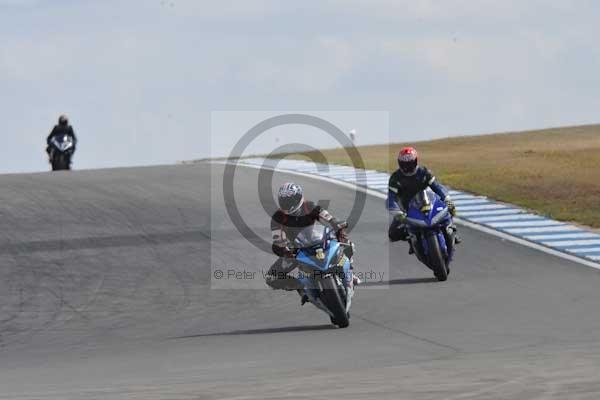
58, 114, 69, 125
277, 182, 304, 215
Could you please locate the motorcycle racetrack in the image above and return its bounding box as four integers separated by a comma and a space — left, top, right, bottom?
2, 163, 600, 399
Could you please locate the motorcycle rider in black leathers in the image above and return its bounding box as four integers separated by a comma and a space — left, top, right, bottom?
387, 147, 460, 252
267, 182, 355, 297
46, 114, 77, 160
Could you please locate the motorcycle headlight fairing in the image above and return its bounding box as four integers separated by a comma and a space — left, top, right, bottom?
335, 246, 347, 266
406, 217, 428, 227
431, 208, 449, 225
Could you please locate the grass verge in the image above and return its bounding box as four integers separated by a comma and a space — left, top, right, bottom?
275, 124, 600, 228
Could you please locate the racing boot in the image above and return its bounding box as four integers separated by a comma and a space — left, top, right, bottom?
349, 262, 361, 286
451, 225, 462, 244
298, 289, 309, 306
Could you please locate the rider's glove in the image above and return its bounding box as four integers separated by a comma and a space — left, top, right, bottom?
445, 197, 456, 216
394, 211, 407, 223
336, 228, 348, 243
283, 247, 296, 258
334, 221, 349, 243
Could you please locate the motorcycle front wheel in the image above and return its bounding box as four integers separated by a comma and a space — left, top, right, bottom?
52, 154, 70, 171
427, 234, 448, 281
319, 275, 349, 328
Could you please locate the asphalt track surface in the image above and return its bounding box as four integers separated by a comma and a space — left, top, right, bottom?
1, 163, 600, 399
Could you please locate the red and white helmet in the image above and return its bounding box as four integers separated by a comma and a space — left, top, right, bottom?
398, 147, 418, 176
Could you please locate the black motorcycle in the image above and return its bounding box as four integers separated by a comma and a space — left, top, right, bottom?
49, 134, 75, 171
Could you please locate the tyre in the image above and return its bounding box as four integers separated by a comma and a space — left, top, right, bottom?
52, 155, 70, 171
427, 234, 448, 281
52, 156, 62, 171
319, 275, 349, 328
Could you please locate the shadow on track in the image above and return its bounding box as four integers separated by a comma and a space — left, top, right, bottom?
173, 324, 335, 339
360, 277, 438, 287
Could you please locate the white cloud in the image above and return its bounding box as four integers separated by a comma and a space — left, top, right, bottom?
231, 36, 360, 94
0, 0, 40, 6
325, 0, 579, 23
155, 0, 282, 18
0, 1, 599, 172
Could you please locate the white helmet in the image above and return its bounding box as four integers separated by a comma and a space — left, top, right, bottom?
277, 182, 304, 215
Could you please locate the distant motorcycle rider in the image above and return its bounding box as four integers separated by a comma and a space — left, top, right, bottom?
46, 114, 77, 160
267, 182, 353, 293
386, 147, 460, 249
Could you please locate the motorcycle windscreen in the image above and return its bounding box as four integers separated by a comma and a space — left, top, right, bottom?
407, 189, 434, 223
54, 135, 74, 151
408, 189, 437, 210
407, 189, 448, 227
294, 224, 333, 271
293, 224, 328, 249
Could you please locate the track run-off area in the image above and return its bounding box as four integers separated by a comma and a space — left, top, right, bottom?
1, 163, 600, 399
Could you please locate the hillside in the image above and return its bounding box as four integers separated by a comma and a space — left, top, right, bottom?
279, 124, 600, 228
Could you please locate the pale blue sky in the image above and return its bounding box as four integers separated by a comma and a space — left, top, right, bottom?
1, 0, 599, 173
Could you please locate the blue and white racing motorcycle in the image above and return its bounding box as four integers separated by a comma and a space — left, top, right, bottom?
405, 188, 457, 281
291, 223, 355, 328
